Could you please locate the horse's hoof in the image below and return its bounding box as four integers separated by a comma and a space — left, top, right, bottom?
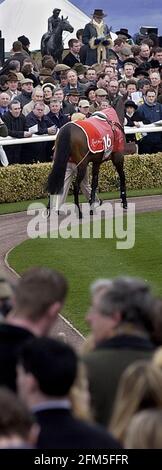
79, 212, 83, 219
99, 199, 102, 206
90, 209, 93, 216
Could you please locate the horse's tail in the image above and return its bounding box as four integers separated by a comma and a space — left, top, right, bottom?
48, 123, 71, 194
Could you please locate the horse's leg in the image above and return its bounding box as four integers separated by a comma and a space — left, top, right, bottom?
89, 161, 101, 215
73, 166, 87, 219
111, 151, 127, 209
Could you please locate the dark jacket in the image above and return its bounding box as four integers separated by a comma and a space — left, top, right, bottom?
82, 22, 110, 66
125, 113, 136, 142
108, 93, 125, 126
26, 112, 54, 135
63, 52, 80, 68
16, 90, 33, 108
84, 334, 154, 426
3, 111, 28, 138
0, 323, 34, 391
47, 110, 69, 128
134, 101, 162, 143
3, 111, 28, 163
63, 82, 86, 96
35, 408, 121, 449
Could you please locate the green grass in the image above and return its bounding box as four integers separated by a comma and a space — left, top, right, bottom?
0, 188, 162, 215
8, 211, 162, 335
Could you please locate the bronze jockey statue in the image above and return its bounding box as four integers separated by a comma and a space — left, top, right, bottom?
82, 9, 112, 65
43, 9, 61, 46
48, 8, 61, 34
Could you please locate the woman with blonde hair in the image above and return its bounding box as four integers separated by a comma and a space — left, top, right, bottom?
109, 361, 162, 444
125, 409, 162, 449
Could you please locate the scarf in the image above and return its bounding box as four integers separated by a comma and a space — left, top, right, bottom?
89, 20, 107, 63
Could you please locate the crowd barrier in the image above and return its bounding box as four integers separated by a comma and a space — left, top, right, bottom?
0, 124, 162, 146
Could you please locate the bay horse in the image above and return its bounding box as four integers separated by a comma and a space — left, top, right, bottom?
41, 17, 74, 62
48, 108, 127, 218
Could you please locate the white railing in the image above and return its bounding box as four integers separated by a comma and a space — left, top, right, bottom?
0, 124, 162, 146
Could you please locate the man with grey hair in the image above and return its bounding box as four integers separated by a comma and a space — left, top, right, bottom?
83, 276, 156, 426
26, 102, 56, 162
22, 86, 49, 116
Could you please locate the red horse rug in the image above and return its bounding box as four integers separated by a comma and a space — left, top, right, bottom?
74, 107, 125, 159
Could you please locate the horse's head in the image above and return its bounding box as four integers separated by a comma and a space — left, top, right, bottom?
61, 16, 74, 34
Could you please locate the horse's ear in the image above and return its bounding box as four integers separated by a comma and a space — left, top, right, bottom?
61, 15, 63, 20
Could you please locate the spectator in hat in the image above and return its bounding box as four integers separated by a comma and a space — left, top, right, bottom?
63, 39, 81, 68
16, 78, 34, 108
61, 89, 79, 117
85, 85, 97, 104
18, 36, 31, 56
82, 9, 112, 65
133, 66, 149, 79
115, 28, 132, 43
124, 100, 138, 143
147, 59, 161, 75
73, 63, 87, 83
39, 68, 52, 86
89, 88, 107, 113
78, 99, 91, 117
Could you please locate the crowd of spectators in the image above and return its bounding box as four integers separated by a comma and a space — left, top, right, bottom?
0, 266, 162, 449
0, 25, 162, 165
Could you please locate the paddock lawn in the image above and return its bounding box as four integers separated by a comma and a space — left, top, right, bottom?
8, 211, 162, 335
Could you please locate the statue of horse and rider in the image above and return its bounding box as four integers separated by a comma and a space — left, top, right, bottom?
41, 8, 74, 62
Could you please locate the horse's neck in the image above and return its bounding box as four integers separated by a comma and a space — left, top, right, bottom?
52, 25, 63, 43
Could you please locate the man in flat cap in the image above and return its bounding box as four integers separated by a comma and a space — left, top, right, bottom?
82, 9, 112, 65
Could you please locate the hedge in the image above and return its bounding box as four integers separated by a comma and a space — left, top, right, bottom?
0, 153, 162, 203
